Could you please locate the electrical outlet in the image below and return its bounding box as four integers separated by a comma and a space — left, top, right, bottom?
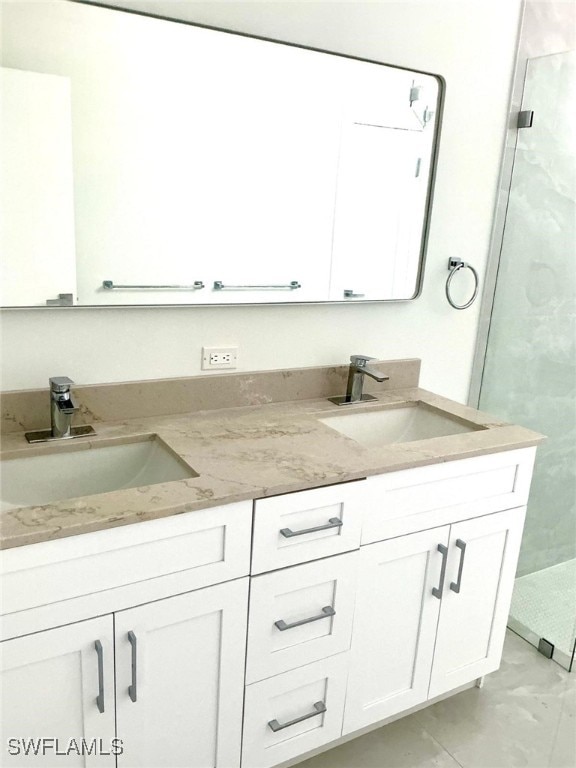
202, 346, 238, 370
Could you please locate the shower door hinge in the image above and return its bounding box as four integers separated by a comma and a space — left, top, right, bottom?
538, 637, 555, 659
517, 110, 534, 129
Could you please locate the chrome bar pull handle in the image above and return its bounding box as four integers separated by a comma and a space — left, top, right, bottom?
213, 280, 301, 291
268, 701, 326, 732
280, 517, 343, 539
432, 543, 449, 599
275, 606, 335, 632
128, 631, 137, 703
94, 640, 105, 714
102, 280, 204, 291
450, 539, 467, 594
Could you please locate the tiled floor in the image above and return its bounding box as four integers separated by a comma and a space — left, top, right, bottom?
299, 632, 576, 768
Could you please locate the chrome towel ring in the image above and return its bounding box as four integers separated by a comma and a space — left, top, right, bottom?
445, 258, 479, 310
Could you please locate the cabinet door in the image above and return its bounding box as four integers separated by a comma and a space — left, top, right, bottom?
1, 616, 116, 767
429, 507, 526, 698
343, 526, 449, 734
115, 578, 248, 768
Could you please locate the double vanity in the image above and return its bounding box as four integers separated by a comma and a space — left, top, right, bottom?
0, 359, 543, 767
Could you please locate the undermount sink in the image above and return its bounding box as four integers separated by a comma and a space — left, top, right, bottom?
319, 403, 481, 448
0, 435, 198, 512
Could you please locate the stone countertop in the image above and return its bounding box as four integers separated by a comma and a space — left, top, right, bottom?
0, 387, 544, 549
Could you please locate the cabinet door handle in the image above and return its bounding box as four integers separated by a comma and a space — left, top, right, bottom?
275, 606, 335, 632
280, 517, 343, 538
450, 539, 467, 594
213, 280, 301, 291
94, 640, 105, 714
127, 631, 137, 703
268, 701, 327, 732
432, 543, 448, 599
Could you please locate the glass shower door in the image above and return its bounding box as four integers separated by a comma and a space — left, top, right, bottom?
479, 50, 576, 670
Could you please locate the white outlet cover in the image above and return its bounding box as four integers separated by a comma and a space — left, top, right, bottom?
201, 346, 238, 370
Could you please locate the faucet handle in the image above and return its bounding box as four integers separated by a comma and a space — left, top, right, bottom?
350, 355, 375, 367
50, 376, 75, 393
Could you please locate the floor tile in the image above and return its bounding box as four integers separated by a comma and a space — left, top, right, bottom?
297, 716, 462, 768
414, 632, 572, 768
549, 675, 576, 767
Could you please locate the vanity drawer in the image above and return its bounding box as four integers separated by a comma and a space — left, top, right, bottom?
242, 653, 349, 768
1, 501, 252, 614
246, 551, 358, 684
251, 482, 364, 574
362, 447, 536, 544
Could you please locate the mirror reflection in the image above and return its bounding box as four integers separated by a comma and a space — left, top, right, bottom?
0, 1, 441, 307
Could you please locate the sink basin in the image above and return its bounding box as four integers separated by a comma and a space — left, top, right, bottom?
319, 403, 481, 448
0, 435, 198, 511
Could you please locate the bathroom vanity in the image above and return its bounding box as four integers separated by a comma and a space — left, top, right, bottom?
0, 360, 543, 767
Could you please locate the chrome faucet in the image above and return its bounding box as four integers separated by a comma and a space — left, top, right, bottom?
49, 376, 79, 438
24, 377, 96, 444
329, 355, 389, 406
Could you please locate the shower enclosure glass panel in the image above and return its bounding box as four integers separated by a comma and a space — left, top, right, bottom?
479, 50, 576, 670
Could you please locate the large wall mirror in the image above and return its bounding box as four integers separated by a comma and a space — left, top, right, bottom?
0, 1, 442, 307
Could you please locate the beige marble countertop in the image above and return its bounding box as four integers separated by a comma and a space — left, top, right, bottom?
0, 387, 544, 549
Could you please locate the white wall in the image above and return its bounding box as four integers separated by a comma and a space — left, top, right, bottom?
0, 0, 522, 400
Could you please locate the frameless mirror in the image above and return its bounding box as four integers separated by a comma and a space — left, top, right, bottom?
0, 1, 441, 308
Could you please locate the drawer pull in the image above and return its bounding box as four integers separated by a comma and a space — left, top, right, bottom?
268, 701, 327, 732
450, 539, 467, 594
280, 517, 343, 538
94, 640, 105, 714
128, 631, 137, 703
275, 605, 336, 632
432, 543, 448, 599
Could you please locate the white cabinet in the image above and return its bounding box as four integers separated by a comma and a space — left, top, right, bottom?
1, 446, 537, 768
343, 527, 447, 733
246, 552, 358, 683
361, 448, 535, 544
1, 502, 251, 768
0, 616, 116, 767
1, 580, 248, 768
251, 482, 364, 574
429, 507, 525, 698
115, 578, 248, 768
344, 507, 527, 735
1, 499, 252, 616
243, 447, 535, 766
243, 654, 349, 768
